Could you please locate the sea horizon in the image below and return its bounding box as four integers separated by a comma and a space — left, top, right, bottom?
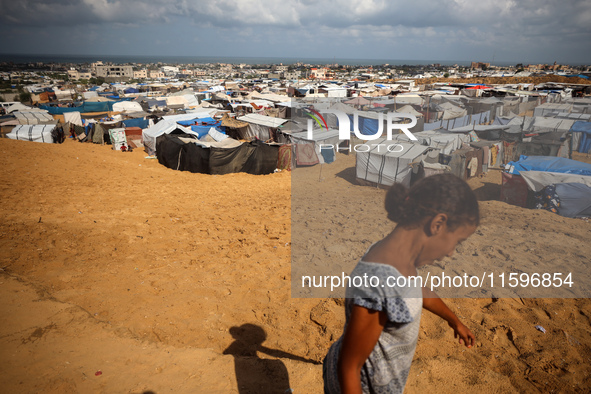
0, 53, 564, 68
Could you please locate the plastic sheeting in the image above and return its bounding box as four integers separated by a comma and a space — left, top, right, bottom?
7, 124, 55, 143
14, 111, 54, 125
41, 101, 117, 114
519, 171, 591, 192
155, 135, 278, 175
289, 128, 340, 164
63, 111, 83, 126
554, 183, 591, 218
122, 118, 149, 129
142, 120, 196, 154
355, 139, 429, 187
507, 155, 591, 176
570, 121, 591, 153
112, 101, 144, 114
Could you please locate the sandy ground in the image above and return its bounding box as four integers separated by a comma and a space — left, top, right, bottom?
0, 137, 590, 393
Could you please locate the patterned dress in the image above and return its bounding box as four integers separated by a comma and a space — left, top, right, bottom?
323, 260, 423, 394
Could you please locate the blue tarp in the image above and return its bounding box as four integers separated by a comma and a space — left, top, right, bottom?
124, 88, 139, 94
178, 117, 225, 138
507, 155, 591, 176
40, 101, 116, 114
122, 118, 149, 128
341, 114, 380, 136
566, 74, 590, 80
571, 121, 591, 153
555, 183, 591, 218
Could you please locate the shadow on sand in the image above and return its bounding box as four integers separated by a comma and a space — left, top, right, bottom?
223, 323, 318, 393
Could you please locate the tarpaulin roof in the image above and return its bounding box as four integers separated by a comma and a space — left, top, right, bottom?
507, 155, 591, 176
344, 96, 371, 105
236, 113, 287, 128
7, 124, 55, 143
571, 121, 591, 133
14, 110, 55, 125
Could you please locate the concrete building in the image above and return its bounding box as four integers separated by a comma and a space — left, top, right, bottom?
134, 69, 148, 79
67, 68, 92, 80
149, 70, 165, 79
284, 71, 301, 80
95, 65, 133, 81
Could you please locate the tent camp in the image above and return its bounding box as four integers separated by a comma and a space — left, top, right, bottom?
7, 124, 56, 143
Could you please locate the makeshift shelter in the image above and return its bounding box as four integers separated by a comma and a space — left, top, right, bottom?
112, 101, 144, 114
155, 134, 279, 175
286, 128, 341, 165
177, 117, 224, 139
355, 139, 430, 188
221, 113, 249, 140
63, 111, 83, 126
142, 120, 197, 155
236, 113, 288, 141
7, 124, 56, 143
108, 128, 128, 150
6, 103, 32, 113
344, 96, 371, 106
502, 156, 591, 217
13, 110, 55, 125
570, 121, 591, 153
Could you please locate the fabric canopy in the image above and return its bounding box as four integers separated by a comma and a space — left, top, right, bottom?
507, 155, 591, 176
344, 96, 371, 105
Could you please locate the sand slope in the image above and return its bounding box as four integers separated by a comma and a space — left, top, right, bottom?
0, 138, 590, 393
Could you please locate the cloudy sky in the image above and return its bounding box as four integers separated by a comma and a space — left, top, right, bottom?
0, 0, 590, 64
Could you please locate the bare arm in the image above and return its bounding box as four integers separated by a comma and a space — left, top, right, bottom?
422, 287, 474, 347
338, 304, 387, 394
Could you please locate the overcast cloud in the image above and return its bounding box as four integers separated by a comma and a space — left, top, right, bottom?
0, 0, 589, 64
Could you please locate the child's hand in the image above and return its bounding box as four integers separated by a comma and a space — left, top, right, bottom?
448, 320, 475, 348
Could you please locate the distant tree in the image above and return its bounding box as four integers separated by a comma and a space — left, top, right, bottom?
89, 77, 105, 85
79, 79, 88, 85
19, 91, 31, 103
444, 73, 450, 78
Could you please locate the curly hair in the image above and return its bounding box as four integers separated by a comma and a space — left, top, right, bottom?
385, 174, 479, 230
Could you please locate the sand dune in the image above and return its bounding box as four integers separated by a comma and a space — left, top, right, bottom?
0, 138, 589, 393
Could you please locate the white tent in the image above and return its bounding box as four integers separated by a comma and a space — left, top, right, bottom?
161, 111, 217, 123
112, 101, 144, 114
14, 110, 54, 125
438, 102, 467, 120
142, 121, 197, 155
6, 103, 32, 113
396, 105, 423, 118
166, 96, 189, 109
236, 113, 288, 140
7, 124, 55, 143
356, 139, 430, 187
64, 111, 83, 126
183, 94, 199, 108
288, 128, 341, 164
